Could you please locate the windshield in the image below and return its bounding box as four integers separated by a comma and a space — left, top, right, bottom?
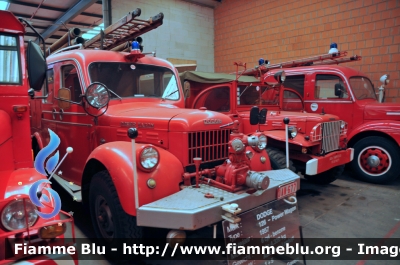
0, 34, 20, 84
89, 63, 179, 100
349, 76, 376, 100
238, 85, 279, 106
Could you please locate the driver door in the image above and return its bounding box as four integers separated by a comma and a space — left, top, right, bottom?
52, 61, 92, 183
192, 85, 233, 114
305, 73, 354, 128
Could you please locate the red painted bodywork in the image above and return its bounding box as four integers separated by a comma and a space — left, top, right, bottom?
0, 11, 76, 265
264, 66, 400, 147
184, 77, 352, 174
30, 49, 275, 217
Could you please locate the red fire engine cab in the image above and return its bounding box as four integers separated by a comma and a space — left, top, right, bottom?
262, 47, 400, 184
181, 58, 354, 185
0, 10, 76, 265
29, 9, 300, 248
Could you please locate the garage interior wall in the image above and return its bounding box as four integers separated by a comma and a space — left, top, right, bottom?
111, 0, 215, 72
214, 0, 400, 102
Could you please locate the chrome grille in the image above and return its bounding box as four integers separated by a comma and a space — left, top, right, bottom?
321, 121, 341, 153
188, 129, 230, 165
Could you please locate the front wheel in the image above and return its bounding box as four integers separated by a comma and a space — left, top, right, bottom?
89, 170, 143, 245
266, 147, 296, 172
304, 165, 343, 184
351, 136, 400, 184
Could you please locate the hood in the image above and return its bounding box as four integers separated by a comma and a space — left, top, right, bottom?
364, 102, 400, 121
103, 102, 233, 132
238, 110, 340, 134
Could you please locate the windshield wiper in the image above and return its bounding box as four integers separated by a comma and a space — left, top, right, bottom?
108, 89, 122, 101
162, 89, 178, 101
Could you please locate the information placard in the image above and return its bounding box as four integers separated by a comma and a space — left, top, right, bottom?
223, 196, 303, 265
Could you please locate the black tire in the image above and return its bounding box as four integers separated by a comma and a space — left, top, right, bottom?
351, 136, 400, 184
266, 147, 296, 172
89, 170, 143, 245
304, 165, 344, 185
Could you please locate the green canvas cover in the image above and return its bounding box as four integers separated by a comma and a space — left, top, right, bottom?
179, 71, 260, 84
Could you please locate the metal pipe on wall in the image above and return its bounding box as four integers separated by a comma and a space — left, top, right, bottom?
103, 0, 112, 28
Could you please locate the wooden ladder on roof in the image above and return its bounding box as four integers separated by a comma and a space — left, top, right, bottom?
238, 51, 362, 76
83, 8, 163, 51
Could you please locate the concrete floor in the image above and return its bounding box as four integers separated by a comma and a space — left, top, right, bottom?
58, 169, 400, 265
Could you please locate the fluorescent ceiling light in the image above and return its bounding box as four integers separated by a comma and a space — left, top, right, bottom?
82, 33, 96, 39
0, 1, 10, 10
82, 23, 104, 39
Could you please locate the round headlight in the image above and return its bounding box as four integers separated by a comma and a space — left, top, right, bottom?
139, 146, 159, 171
1, 199, 38, 231
247, 135, 259, 148
288, 126, 298, 139
231, 138, 245, 153
258, 134, 267, 150
85, 82, 110, 109
340, 121, 346, 129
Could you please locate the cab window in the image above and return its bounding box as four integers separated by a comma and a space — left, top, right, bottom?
283, 75, 305, 96
193, 86, 230, 112
282, 90, 303, 111
61, 65, 82, 102
315, 74, 348, 99
0, 34, 20, 84
42, 69, 54, 104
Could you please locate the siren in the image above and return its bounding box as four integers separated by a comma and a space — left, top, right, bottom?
328, 42, 339, 54
259, 58, 265, 65
125, 40, 145, 62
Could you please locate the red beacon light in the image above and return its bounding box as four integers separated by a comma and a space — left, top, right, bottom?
125, 41, 145, 62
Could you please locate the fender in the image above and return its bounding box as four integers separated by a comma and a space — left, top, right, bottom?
85, 141, 184, 216
1, 168, 47, 199
349, 121, 400, 146
32, 131, 44, 149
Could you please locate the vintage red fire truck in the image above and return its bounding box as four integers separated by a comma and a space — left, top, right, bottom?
29, 9, 300, 248
0, 11, 77, 265
181, 60, 354, 185
260, 50, 400, 184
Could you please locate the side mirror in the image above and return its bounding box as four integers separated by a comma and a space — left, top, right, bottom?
250, 106, 260, 125
58, 88, 71, 109
259, 108, 267, 124
85, 82, 110, 109
27, 41, 47, 91
334, 83, 343, 97
250, 106, 268, 125
274, 71, 286, 84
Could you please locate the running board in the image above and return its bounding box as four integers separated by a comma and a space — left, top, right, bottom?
51, 174, 82, 202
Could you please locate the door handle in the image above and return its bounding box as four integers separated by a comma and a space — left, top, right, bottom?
52, 108, 57, 120
59, 109, 64, 121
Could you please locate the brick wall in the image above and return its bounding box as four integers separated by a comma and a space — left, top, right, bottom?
214, 0, 400, 102
112, 0, 215, 71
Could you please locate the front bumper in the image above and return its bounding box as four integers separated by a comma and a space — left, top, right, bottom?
306, 148, 354, 175
137, 168, 300, 230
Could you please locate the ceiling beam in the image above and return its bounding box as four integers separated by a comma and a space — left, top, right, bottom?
38, 0, 99, 42
25, 32, 64, 39
9, 1, 102, 18
9, 0, 66, 12
68, 21, 98, 27
13, 12, 55, 22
